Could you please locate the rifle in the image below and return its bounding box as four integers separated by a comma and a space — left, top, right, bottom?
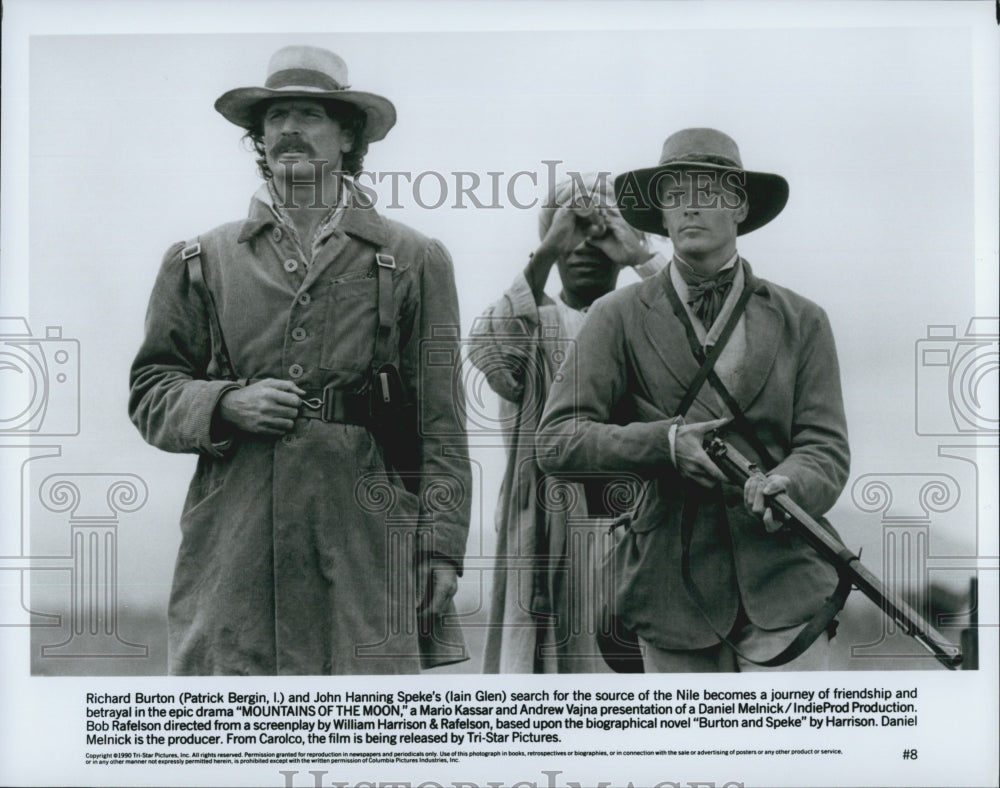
704, 435, 963, 670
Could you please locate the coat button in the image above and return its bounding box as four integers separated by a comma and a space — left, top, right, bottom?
289, 364, 304, 378
291, 327, 307, 341
297, 292, 311, 306
272, 226, 283, 242
283, 258, 300, 273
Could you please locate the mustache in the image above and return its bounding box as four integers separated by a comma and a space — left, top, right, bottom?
269, 137, 316, 157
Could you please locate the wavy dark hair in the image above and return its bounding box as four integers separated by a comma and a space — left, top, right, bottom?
242, 98, 370, 178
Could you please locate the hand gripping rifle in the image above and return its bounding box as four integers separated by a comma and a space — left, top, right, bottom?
703, 435, 962, 669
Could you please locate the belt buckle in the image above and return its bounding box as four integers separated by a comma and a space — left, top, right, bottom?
300, 385, 367, 425
300, 397, 324, 420
321, 383, 339, 422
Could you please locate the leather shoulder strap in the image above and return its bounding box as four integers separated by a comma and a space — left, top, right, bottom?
663, 269, 777, 469
663, 270, 752, 417
182, 239, 236, 380
373, 251, 396, 368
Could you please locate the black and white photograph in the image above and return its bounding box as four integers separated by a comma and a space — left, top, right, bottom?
1, 1, 997, 787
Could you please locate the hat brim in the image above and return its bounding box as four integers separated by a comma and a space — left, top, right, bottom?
214, 86, 397, 142
614, 162, 789, 237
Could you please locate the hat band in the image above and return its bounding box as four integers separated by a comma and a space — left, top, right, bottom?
660, 153, 742, 169
265, 68, 345, 91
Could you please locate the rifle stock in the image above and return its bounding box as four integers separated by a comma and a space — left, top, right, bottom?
704, 436, 963, 670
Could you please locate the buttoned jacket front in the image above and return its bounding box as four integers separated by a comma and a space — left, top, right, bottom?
130, 191, 470, 674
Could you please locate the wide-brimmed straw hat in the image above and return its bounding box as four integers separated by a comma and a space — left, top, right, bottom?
214, 45, 397, 142
614, 128, 789, 237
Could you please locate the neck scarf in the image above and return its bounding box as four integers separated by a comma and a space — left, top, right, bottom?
674, 256, 738, 328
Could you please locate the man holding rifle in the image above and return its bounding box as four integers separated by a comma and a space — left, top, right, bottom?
537, 128, 850, 672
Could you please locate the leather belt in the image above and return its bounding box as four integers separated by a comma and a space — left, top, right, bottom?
298, 383, 370, 425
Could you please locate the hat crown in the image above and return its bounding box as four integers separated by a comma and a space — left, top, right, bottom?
659, 128, 743, 169
614, 127, 789, 237
214, 45, 397, 142
265, 45, 350, 91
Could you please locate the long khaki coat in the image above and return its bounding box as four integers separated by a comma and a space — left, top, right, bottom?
537, 261, 850, 651
130, 193, 470, 674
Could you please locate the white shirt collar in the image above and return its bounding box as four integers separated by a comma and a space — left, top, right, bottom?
669, 253, 745, 345
252, 179, 350, 260
673, 250, 739, 276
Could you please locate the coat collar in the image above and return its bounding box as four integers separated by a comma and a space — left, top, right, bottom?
236, 182, 387, 248
236, 195, 276, 243
637, 258, 783, 414
635, 257, 767, 310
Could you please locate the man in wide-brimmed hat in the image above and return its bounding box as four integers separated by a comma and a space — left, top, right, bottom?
130, 45, 470, 675
538, 128, 850, 672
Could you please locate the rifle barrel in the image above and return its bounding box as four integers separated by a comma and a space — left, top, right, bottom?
705, 437, 962, 670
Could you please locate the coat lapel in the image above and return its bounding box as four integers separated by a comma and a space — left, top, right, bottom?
732, 269, 783, 412
638, 274, 705, 415
302, 229, 350, 289
302, 196, 388, 289
636, 262, 784, 420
